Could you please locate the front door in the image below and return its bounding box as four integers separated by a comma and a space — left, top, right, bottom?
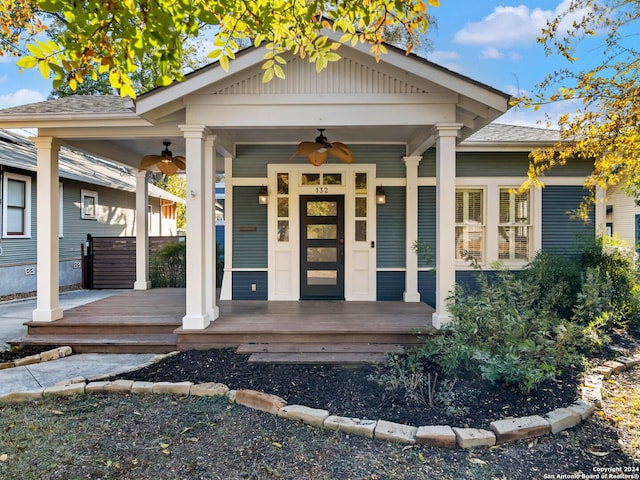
300, 195, 344, 299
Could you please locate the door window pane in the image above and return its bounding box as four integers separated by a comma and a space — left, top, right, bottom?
355, 220, 367, 242
323, 173, 342, 185
307, 201, 337, 216
307, 270, 337, 285
307, 247, 337, 262
278, 220, 289, 242
307, 224, 337, 239
355, 173, 367, 194
277, 173, 289, 194
277, 197, 288, 217
355, 197, 367, 217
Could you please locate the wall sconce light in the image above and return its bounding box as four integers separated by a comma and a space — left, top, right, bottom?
258, 186, 268, 205
376, 186, 386, 205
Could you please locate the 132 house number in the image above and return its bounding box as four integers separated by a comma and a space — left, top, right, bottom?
315, 187, 329, 193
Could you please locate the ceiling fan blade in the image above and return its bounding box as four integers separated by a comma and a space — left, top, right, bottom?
157, 161, 179, 176
171, 156, 186, 170
139, 154, 163, 171
290, 141, 327, 159
328, 142, 353, 163
307, 150, 329, 166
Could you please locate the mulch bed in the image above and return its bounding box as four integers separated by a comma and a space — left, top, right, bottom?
0, 345, 60, 363
113, 347, 582, 428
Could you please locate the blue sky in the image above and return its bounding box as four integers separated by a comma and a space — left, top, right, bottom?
0, 1, 628, 127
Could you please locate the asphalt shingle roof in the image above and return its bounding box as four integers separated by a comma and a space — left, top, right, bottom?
0, 95, 133, 116
463, 123, 560, 144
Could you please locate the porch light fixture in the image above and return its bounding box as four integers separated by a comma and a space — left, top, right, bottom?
258, 186, 268, 205
376, 186, 386, 205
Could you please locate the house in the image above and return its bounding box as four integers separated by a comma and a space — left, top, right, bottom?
0, 33, 604, 330
604, 184, 640, 254
0, 129, 183, 297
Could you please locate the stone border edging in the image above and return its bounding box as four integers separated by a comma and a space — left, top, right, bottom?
0, 350, 638, 449
0, 346, 73, 370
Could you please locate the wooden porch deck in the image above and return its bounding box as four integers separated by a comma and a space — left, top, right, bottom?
16, 289, 437, 358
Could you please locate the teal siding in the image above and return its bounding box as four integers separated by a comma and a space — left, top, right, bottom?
417, 186, 436, 267
542, 185, 595, 255
417, 149, 436, 177
377, 271, 405, 301
233, 186, 268, 268
234, 144, 407, 178
376, 186, 405, 268
233, 271, 268, 300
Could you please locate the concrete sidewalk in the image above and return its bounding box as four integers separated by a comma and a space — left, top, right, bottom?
0, 290, 162, 394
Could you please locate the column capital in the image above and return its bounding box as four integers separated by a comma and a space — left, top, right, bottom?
31, 136, 64, 151
402, 155, 422, 167
434, 123, 463, 139
135, 169, 150, 180
179, 124, 211, 138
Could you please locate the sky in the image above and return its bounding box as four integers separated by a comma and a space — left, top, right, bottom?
0, 1, 631, 128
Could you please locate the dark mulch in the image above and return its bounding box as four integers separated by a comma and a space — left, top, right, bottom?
0, 345, 60, 363
113, 347, 582, 429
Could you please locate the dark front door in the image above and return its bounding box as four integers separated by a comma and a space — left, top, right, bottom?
300, 195, 344, 299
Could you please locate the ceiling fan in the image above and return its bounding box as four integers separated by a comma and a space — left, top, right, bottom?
139, 140, 186, 176
289, 129, 353, 166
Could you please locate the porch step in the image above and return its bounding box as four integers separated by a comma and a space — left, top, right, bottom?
9, 334, 177, 354
247, 352, 389, 365
236, 343, 404, 355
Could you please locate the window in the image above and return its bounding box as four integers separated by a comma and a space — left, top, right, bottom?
2, 173, 31, 237
455, 189, 483, 262
498, 188, 530, 261
81, 189, 98, 220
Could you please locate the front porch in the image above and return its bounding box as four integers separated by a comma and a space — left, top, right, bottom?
14, 289, 436, 360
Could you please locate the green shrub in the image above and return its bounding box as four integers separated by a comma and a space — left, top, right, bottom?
150, 241, 186, 287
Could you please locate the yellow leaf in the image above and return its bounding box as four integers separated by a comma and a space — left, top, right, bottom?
272, 442, 283, 448
0, 453, 8, 462
16, 56, 38, 69
159, 443, 170, 449
47, 409, 64, 415
161, 449, 170, 455
418, 452, 425, 462
469, 458, 487, 465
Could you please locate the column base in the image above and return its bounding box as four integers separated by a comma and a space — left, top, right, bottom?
134, 280, 151, 290
403, 291, 421, 303
208, 306, 220, 322
432, 312, 453, 330
182, 314, 211, 330
219, 271, 232, 300
32, 307, 64, 322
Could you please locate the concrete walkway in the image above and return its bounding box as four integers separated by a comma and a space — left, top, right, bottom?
0, 290, 161, 395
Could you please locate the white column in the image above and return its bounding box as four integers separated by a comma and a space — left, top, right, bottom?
134, 170, 151, 290
220, 155, 233, 300
32, 137, 63, 322
180, 125, 211, 329
432, 124, 462, 329
403, 155, 422, 302
204, 135, 219, 321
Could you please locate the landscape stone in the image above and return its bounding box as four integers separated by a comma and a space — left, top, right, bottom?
416, 425, 456, 448
374, 420, 417, 445
324, 416, 377, 438
567, 400, 595, 420
55, 376, 86, 386
490, 415, 550, 444
13, 354, 40, 366
603, 360, 625, 374
278, 405, 330, 427
58, 346, 73, 357
616, 354, 640, 368
0, 361, 14, 370
544, 408, 581, 434
583, 373, 604, 389
86, 380, 133, 393
0, 389, 44, 402
452, 427, 496, 448
234, 389, 287, 415
152, 381, 193, 395
44, 383, 86, 397
131, 381, 155, 394
581, 386, 602, 405
591, 366, 613, 378
190, 382, 229, 397
39, 348, 61, 362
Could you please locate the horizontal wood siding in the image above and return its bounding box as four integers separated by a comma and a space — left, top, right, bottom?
376, 271, 405, 301
233, 186, 267, 268
457, 152, 529, 177
234, 144, 407, 178
542, 186, 595, 255
232, 271, 268, 300
417, 186, 436, 267
418, 149, 436, 177
377, 186, 406, 268
418, 270, 436, 307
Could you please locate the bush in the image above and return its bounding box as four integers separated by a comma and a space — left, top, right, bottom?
150, 241, 186, 287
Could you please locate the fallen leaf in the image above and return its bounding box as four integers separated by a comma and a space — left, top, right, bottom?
418, 452, 426, 462
159, 443, 170, 449
0, 453, 8, 462
588, 447, 610, 457
272, 442, 283, 449
133, 411, 142, 416
47, 409, 64, 415
180, 427, 192, 435
469, 458, 487, 465
161, 449, 170, 455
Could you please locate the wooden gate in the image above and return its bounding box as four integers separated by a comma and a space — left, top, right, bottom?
84, 235, 186, 289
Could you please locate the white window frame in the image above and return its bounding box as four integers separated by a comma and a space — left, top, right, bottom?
498, 187, 531, 262
80, 189, 98, 220
2, 172, 32, 238
455, 188, 485, 264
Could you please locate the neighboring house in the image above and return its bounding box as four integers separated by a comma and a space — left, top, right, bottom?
0, 33, 605, 329
0, 129, 183, 296
604, 184, 640, 254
